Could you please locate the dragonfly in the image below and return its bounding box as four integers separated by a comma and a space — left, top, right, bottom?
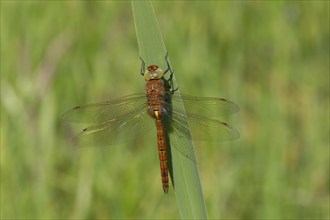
62, 54, 239, 193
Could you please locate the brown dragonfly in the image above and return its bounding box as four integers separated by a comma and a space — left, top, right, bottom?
62, 54, 239, 193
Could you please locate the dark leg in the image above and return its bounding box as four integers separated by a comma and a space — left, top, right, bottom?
163, 52, 174, 78
171, 85, 179, 93
163, 52, 178, 93
140, 56, 146, 76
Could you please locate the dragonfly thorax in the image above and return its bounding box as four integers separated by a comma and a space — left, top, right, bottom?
144, 65, 164, 80
145, 77, 166, 120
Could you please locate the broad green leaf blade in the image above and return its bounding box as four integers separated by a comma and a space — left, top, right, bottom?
131, 1, 207, 219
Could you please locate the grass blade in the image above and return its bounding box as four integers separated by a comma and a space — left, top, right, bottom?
131, 1, 207, 219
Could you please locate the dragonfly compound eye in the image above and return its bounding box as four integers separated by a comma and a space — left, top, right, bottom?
148, 65, 159, 71
144, 65, 164, 80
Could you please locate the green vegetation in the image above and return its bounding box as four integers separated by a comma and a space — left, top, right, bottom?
1, 1, 329, 219
132, 2, 206, 219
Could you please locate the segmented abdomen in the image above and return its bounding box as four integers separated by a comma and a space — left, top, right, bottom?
155, 119, 169, 193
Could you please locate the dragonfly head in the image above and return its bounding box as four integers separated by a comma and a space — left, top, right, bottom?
144, 65, 164, 80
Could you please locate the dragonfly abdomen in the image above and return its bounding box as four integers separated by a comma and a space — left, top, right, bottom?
155, 118, 169, 193
145, 72, 170, 193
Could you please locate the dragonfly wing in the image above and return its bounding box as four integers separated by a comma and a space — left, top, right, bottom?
73, 105, 154, 147
170, 109, 239, 141
169, 93, 239, 118
163, 108, 239, 162
62, 93, 146, 123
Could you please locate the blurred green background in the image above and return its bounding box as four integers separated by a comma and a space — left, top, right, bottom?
1, 1, 329, 219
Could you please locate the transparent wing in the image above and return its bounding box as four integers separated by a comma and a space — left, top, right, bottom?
164, 108, 239, 161
62, 92, 239, 153
170, 93, 239, 118
62, 93, 146, 123
170, 110, 239, 141
73, 105, 154, 147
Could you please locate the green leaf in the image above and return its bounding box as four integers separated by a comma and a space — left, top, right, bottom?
131, 1, 207, 219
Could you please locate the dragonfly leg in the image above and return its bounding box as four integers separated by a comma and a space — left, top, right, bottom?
140, 56, 146, 76
163, 52, 174, 78
163, 52, 178, 93
171, 85, 179, 93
